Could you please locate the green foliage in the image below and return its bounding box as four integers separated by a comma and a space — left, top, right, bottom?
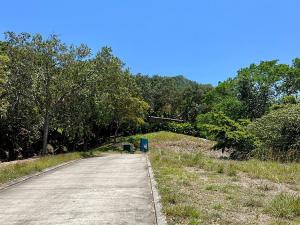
236, 61, 280, 119
196, 60, 300, 161
135, 74, 212, 121
248, 104, 300, 161
0, 43, 9, 118
211, 96, 245, 120
0, 32, 149, 160
197, 112, 258, 159
166, 122, 199, 136
1, 31, 300, 163
202, 60, 300, 122
202, 79, 238, 115
282, 95, 297, 104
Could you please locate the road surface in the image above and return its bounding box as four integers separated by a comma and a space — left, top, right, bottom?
0, 154, 157, 225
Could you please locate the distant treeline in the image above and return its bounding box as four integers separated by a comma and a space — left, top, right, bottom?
0, 32, 299, 161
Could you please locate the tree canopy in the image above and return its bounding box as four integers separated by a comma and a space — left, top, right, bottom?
0, 32, 299, 162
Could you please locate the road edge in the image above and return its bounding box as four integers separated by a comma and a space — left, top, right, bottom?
0, 159, 81, 192
146, 155, 167, 225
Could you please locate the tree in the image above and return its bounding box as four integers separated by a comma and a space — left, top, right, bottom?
135, 74, 212, 121
94, 47, 149, 142
197, 112, 258, 159
236, 60, 280, 119
1, 33, 42, 159
4, 32, 91, 155
276, 58, 300, 97
179, 83, 212, 122
0, 41, 9, 117
212, 96, 245, 120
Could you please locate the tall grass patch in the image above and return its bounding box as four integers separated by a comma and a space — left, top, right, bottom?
265, 193, 300, 219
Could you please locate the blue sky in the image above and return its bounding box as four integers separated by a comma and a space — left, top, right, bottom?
1, 0, 300, 85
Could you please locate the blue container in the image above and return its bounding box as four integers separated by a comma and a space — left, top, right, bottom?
140, 138, 149, 152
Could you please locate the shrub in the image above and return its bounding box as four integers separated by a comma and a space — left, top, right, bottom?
248, 104, 300, 161
197, 112, 258, 159
212, 96, 246, 120
282, 95, 297, 104
166, 122, 199, 136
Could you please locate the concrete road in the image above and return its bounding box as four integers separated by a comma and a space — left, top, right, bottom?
0, 154, 157, 225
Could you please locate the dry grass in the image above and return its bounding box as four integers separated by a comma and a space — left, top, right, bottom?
265, 193, 300, 219
0, 152, 82, 184
0, 144, 117, 185
134, 131, 300, 225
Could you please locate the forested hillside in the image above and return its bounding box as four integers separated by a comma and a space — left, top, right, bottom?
0, 32, 299, 162
135, 75, 212, 121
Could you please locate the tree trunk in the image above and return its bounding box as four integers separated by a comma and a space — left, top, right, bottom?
42, 112, 49, 155
83, 139, 88, 151
114, 122, 119, 143
42, 66, 51, 156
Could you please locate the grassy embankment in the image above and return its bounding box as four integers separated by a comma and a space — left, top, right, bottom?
0, 144, 118, 185
132, 131, 300, 225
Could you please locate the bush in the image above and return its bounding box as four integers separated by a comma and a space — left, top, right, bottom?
212, 96, 246, 120
166, 122, 199, 136
282, 95, 297, 104
197, 112, 258, 159
248, 104, 300, 161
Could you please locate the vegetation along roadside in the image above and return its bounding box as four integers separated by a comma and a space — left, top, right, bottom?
130, 132, 300, 225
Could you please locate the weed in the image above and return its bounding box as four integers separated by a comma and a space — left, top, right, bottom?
226, 163, 237, 176
212, 203, 223, 210
165, 204, 201, 219
243, 198, 263, 208
216, 164, 224, 173
265, 193, 300, 219
188, 218, 202, 225
205, 184, 219, 191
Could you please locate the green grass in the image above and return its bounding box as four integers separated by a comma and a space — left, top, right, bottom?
0, 144, 118, 185
265, 193, 300, 219
235, 159, 300, 184
0, 152, 82, 184
165, 204, 201, 219
212, 203, 223, 210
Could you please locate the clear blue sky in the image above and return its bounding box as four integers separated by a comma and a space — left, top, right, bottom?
1, 0, 300, 85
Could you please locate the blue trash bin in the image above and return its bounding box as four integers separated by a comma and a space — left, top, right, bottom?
140, 138, 149, 152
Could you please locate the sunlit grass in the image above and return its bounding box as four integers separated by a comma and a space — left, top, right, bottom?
0, 145, 117, 185
137, 131, 299, 184
135, 131, 300, 224
265, 193, 300, 219
235, 159, 300, 184
0, 153, 82, 184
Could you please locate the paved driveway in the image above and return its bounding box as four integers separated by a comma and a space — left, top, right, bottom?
0, 154, 156, 225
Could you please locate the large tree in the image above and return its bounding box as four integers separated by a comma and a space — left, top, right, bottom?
4, 32, 91, 155
94, 47, 149, 142
0, 41, 9, 118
